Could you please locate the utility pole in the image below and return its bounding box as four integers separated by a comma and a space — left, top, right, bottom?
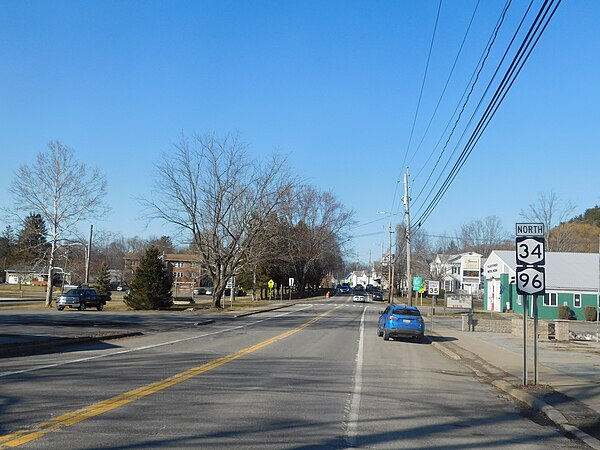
403, 170, 413, 306
368, 249, 372, 286
85, 224, 93, 284
388, 223, 393, 304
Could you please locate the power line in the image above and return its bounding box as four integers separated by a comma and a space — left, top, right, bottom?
412, 0, 514, 209
393, 0, 442, 216
413, 0, 562, 230
409, 0, 482, 173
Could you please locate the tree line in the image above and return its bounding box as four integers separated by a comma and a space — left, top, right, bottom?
1, 136, 353, 309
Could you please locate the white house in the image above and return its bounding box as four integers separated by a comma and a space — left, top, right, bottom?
429, 252, 484, 294
346, 268, 380, 288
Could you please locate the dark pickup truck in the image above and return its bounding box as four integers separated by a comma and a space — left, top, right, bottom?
56, 287, 109, 311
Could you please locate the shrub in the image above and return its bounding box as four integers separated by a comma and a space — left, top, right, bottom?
584, 306, 598, 321
558, 305, 572, 320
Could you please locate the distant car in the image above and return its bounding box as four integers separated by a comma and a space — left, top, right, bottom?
377, 305, 425, 343
116, 284, 128, 292
353, 292, 366, 302
205, 287, 213, 295
193, 287, 206, 295
366, 284, 374, 292
224, 288, 246, 296
372, 290, 384, 301
354, 284, 364, 291
338, 284, 351, 294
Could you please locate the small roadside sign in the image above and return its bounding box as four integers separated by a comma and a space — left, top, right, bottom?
428, 281, 440, 296
288, 278, 294, 287
268, 279, 275, 289
412, 276, 423, 291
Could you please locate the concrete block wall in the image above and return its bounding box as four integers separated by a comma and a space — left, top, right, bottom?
511, 318, 560, 341
461, 315, 512, 333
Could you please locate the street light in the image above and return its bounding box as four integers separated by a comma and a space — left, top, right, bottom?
376, 211, 394, 303
61, 241, 89, 284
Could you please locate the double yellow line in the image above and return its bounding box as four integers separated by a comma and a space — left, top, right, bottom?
0, 305, 340, 448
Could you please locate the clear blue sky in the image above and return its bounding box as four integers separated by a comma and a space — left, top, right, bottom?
1, 0, 598, 264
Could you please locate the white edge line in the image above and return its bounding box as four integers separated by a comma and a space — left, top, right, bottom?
0, 304, 315, 378
346, 306, 367, 446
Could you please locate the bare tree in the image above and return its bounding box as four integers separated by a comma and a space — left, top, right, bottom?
520, 191, 576, 251
144, 133, 292, 308
7, 141, 108, 306
456, 215, 510, 257
277, 186, 353, 297
394, 224, 432, 293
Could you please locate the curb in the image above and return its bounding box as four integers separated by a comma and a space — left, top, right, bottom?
430, 337, 600, 449
492, 380, 600, 450
430, 341, 461, 360
0, 331, 143, 358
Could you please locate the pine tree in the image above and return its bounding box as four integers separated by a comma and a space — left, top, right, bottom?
0, 225, 17, 270
94, 263, 112, 298
17, 213, 49, 264
124, 247, 172, 310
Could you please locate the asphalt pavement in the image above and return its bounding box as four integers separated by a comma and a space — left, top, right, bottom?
1, 301, 600, 448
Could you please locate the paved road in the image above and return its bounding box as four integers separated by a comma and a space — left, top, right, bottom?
0, 299, 585, 449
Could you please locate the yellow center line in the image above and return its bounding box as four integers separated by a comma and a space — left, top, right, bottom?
0, 305, 341, 448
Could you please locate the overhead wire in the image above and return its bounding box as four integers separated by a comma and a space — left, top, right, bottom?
413, 0, 562, 230
412, 0, 514, 210
414, 0, 553, 226
409, 0, 482, 174
391, 0, 442, 217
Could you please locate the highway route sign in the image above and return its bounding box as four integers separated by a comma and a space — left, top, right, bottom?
516, 266, 545, 296
516, 236, 545, 266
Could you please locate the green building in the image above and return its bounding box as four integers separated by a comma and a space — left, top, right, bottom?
483, 250, 599, 320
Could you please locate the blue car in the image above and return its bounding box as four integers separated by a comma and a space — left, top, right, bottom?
377, 305, 425, 343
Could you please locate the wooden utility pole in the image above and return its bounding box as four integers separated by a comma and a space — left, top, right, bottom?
403, 170, 413, 306
388, 223, 393, 303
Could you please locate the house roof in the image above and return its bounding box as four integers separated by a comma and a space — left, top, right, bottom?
4, 265, 47, 274
124, 253, 201, 263
490, 250, 599, 291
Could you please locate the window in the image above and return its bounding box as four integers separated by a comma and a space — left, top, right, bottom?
190, 272, 197, 279
174, 262, 184, 268
544, 293, 557, 307
174, 272, 184, 278
574, 293, 581, 308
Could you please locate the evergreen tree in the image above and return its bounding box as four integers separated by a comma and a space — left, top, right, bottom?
124, 246, 172, 310
17, 213, 49, 264
94, 263, 112, 298
0, 225, 17, 275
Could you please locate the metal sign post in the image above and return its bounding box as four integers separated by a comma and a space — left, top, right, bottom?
522, 294, 528, 386
516, 223, 545, 386
428, 281, 439, 333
